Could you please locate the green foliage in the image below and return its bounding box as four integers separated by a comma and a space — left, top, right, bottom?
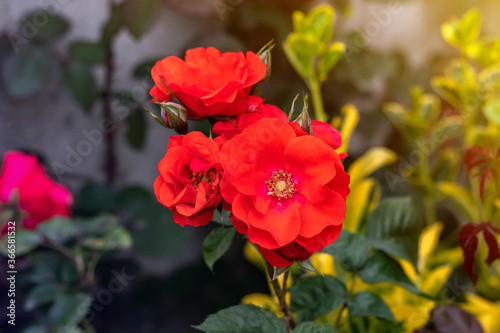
48, 292, 91, 328
194, 304, 287, 333
283, 4, 344, 121
290, 276, 347, 322
0, 227, 41, 256
322, 231, 369, 272
2, 44, 50, 98
365, 197, 424, 268
37, 217, 75, 244
24, 284, 61, 311
202, 226, 236, 271
123, 0, 162, 39
102, 3, 125, 44
347, 291, 395, 322
69, 41, 107, 64
359, 252, 421, 295
441, 9, 481, 47
22, 12, 69, 41
293, 322, 338, 333
118, 186, 189, 257
483, 96, 500, 125
78, 183, 117, 215
126, 109, 147, 149
60, 62, 98, 111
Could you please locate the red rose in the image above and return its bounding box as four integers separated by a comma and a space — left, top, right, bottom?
0, 151, 72, 230
220, 118, 350, 267
213, 98, 288, 139
154, 132, 222, 227
290, 120, 342, 150
150, 47, 267, 119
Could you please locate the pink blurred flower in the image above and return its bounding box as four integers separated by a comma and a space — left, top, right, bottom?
0, 151, 72, 230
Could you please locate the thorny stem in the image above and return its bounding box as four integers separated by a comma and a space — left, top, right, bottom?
266, 263, 297, 332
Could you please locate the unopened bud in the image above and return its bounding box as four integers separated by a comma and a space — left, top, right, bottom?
292, 94, 312, 135
257, 41, 274, 83
158, 101, 188, 128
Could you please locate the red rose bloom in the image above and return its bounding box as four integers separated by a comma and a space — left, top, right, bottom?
154, 132, 222, 227
0, 151, 72, 230
213, 98, 288, 139
150, 47, 267, 119
220, 118, 350, 267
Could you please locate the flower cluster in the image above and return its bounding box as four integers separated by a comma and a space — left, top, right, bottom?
152, 47, 350, 267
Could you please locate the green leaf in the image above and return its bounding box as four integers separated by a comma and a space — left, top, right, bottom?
2, 44, 50, 98
69, 41, 107, 64
126, 109, 146, 150
441, 9, 482, 47
48, 292, 91, 327
322, 230, 369, 272
202, 226, 236, 271
123, 0, 162, 39
78, 183, 116, 215
22, 12, 69, 40
0, 227, 41, 256
60, 62, 98, 112
82, 225, 132, 250
118, 186, 152, 218
133, 59, 157, 78
347, 291, 395, 322
304, 5, 335, 45
102, 3, 125, 44
24, 284, 60, 311
26, 252, 61, 284
73, 215, 118, 236
22, 325, 49, 333
359, 252, 422, 295
131, 201, 188, 258
283, 33, 321, 79
293, 322, 338, 333
290, 275, 347, 322
193, 304, 287, 333
37, 217, 75, 244
431, 76, 461, 107
437, 182, 479, 221
318, 42, 344, 81
483, 96, 500, 125
365, 197, 424, 268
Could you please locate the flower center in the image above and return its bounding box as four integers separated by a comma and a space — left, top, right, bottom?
265, 170, 297, 200
190, 171, 214, 189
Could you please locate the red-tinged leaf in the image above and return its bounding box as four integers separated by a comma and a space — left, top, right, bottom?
478, 169, 491, 202
458, 223, 480, 284
482, 223, 500, 266
458, 222, 500, 284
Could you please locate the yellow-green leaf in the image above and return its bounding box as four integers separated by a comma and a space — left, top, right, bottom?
318, 42, 344, 82
441, 8, 482, 47
348, 147, 397, 189
431, 76, 461, 107
283, 33, 320, 79
332, 104, 359, 154
304, 4, 336, 45
437, 182, 479, 221
483, 96, 500, 125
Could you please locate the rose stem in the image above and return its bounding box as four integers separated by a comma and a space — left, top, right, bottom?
266, 263, 297, 331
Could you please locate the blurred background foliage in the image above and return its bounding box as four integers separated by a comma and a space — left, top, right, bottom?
1, 0, 500, 332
